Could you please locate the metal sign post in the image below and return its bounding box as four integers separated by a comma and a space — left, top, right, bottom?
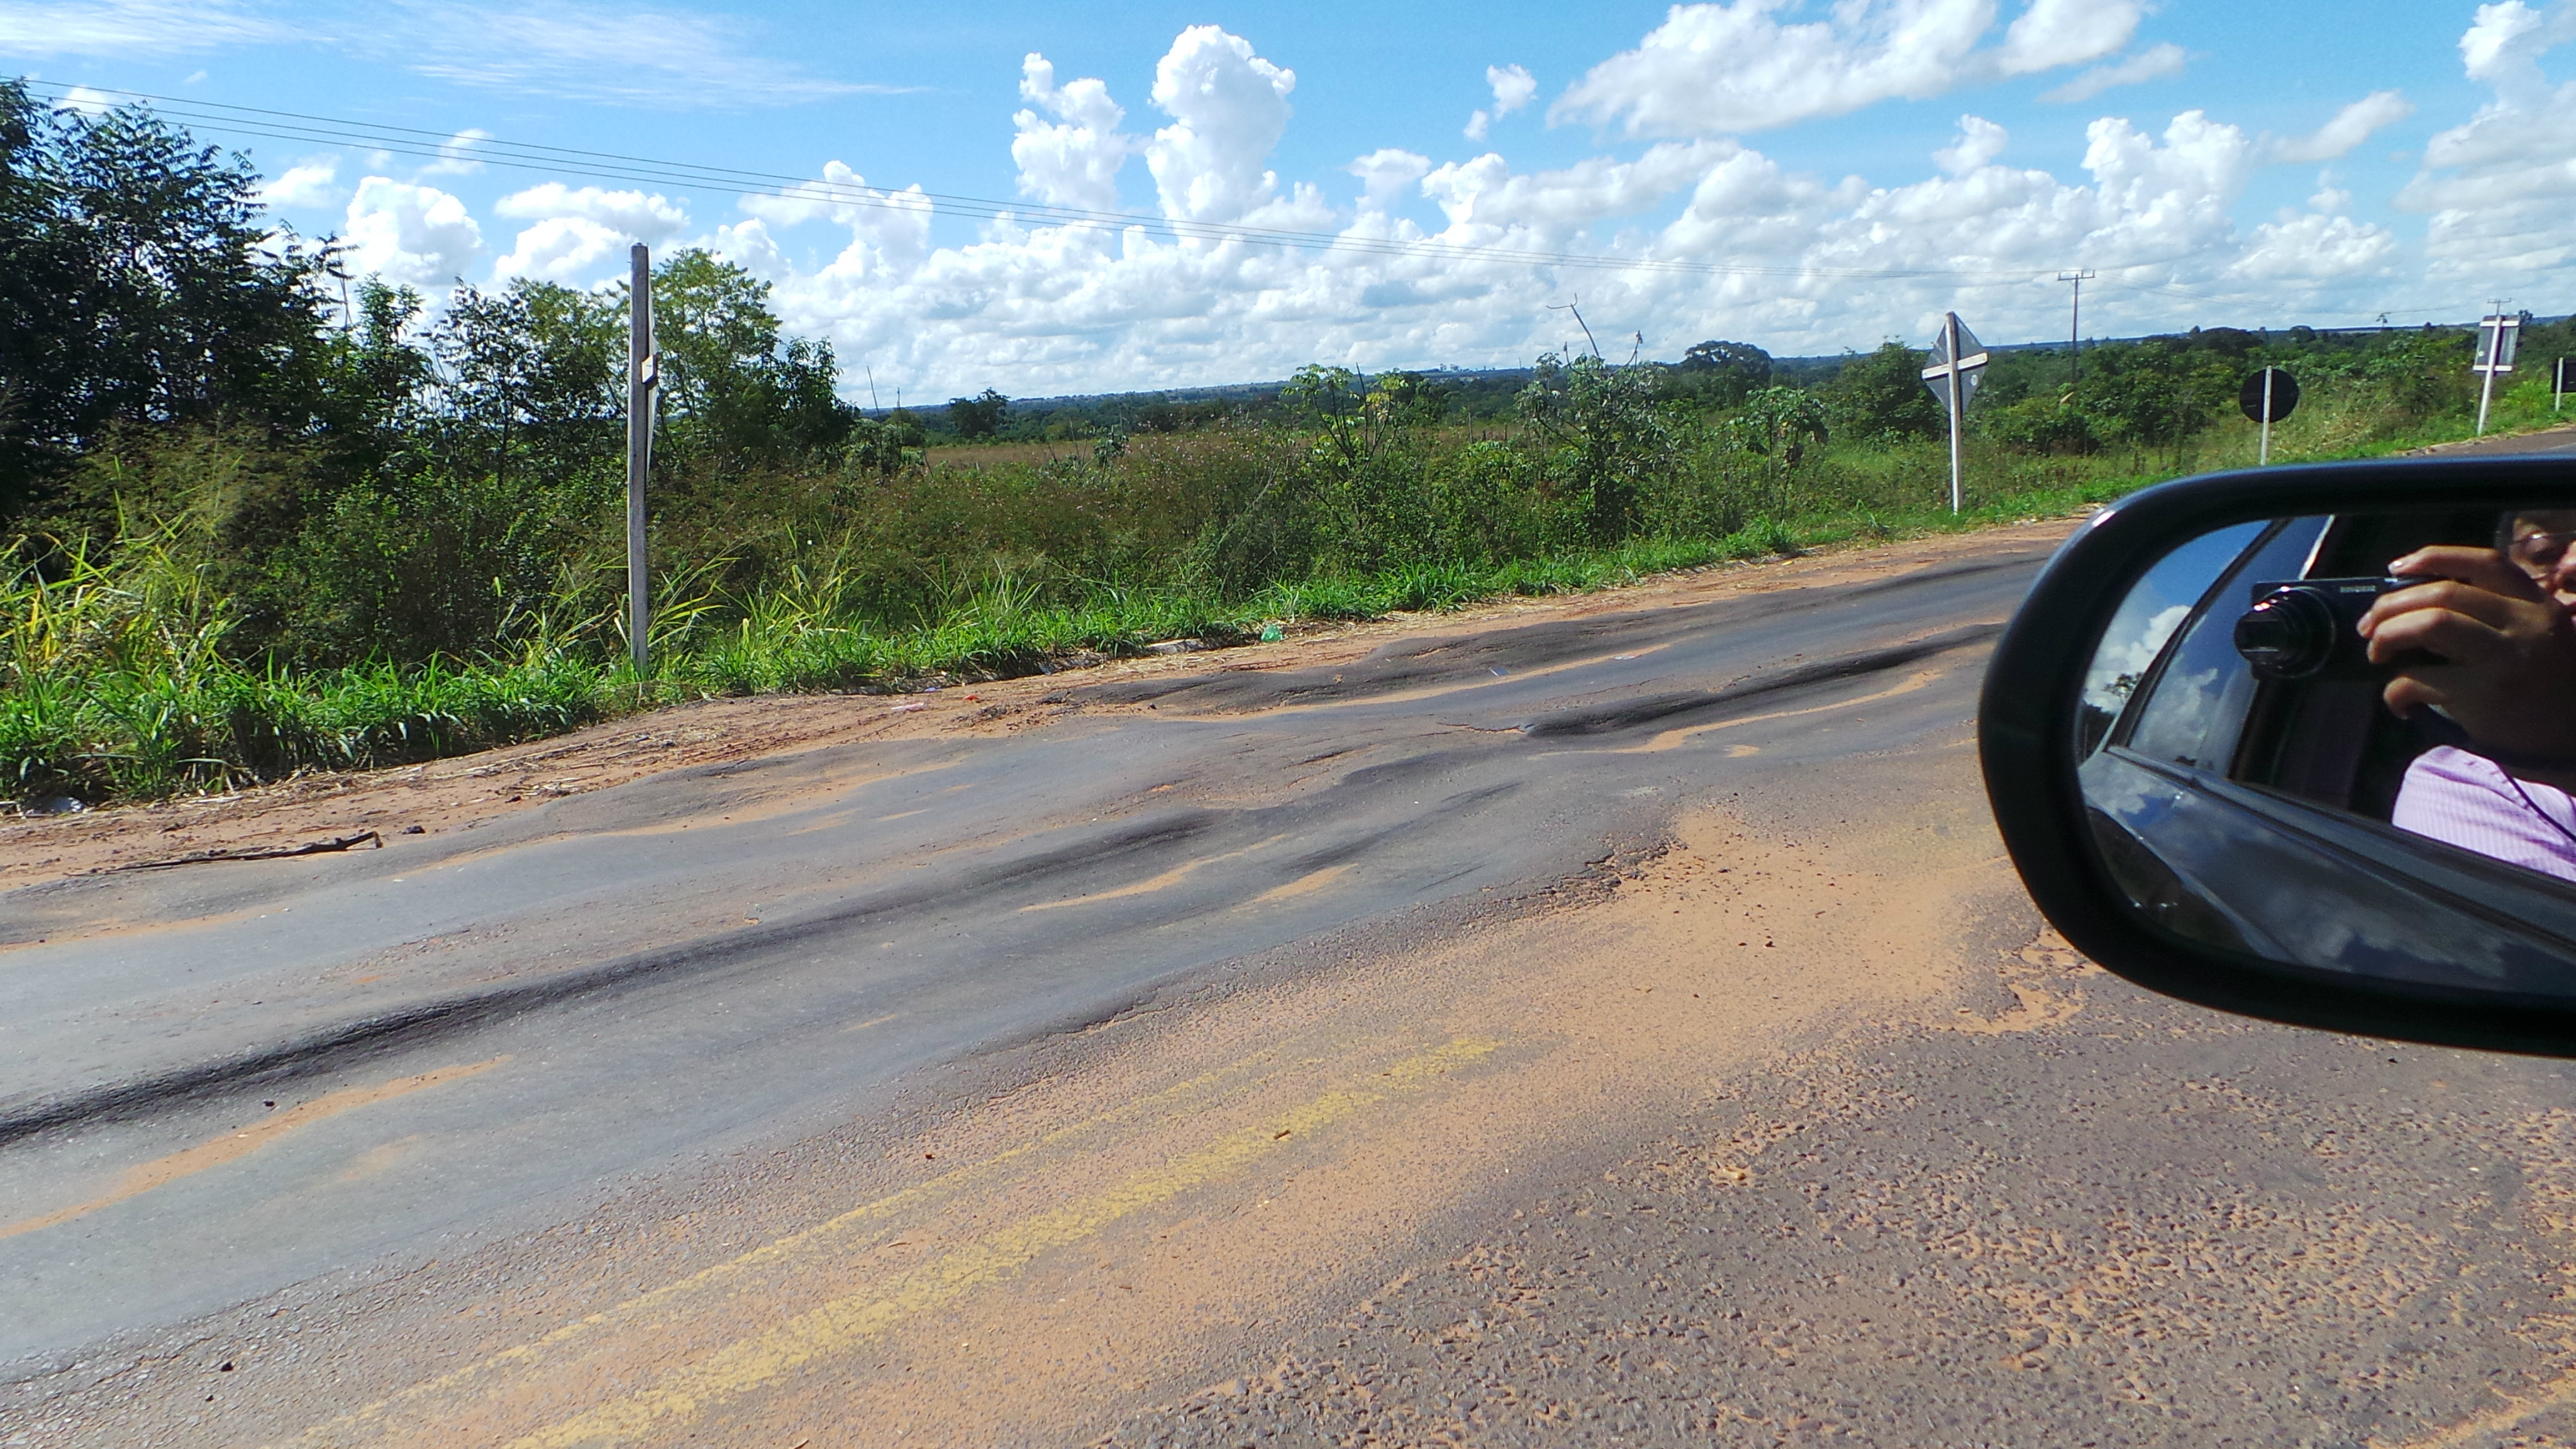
2239, 367, 2301, 465
626, 243, 659, 677
1919, 313, 1989, 514
2474, 306, 2520, 436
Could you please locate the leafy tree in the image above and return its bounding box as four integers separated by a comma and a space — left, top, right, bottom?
1365, 370, 1452, 428
1516, 353, 1675, 541
0, 80, 335, 519
644, 250, 851, 464
947, 388, 1009, 441
2072, 339, 2240, 449
843, 413, 926, 477
424, 278, 622, 490
1283, 365, 1367, 468
1821, 341, 1944, 444
1668, 340, 1773, 409
1730, 386, 1829, 467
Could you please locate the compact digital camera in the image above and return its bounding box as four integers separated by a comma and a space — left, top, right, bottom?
2232, 577, 2413, 681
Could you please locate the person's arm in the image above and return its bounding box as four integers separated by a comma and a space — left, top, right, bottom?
2358, 545, 2576, 792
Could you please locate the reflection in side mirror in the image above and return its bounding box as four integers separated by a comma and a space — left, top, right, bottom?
1983, 464, 2576, 1054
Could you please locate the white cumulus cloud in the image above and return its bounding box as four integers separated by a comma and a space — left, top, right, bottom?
490, 184, 688, 282
341, 176, 481, 286
2400, 3, 2576, 277
1466, 62, 1538, 141
258, 159, 340, 211
1933, 114, 2010, 176
50, 84, 114, 116
492, 217, 641, 283
1997, 0, 2144, 74
419, 128, 490, 176
1013, 54, 1137, 214
1145, 26, 1297, 223
493, 182, 688, 239
1553, 0, 2138, 138
1349, 148, 1435, 211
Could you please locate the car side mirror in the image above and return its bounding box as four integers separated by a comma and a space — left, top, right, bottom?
1981, 456, 2576, 1054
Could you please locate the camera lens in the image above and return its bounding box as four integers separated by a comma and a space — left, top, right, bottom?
2234, 587, 2337, 679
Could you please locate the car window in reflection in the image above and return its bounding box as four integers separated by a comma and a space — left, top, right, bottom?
2077, 519, 2267, 756
2119, 517, 2329, 772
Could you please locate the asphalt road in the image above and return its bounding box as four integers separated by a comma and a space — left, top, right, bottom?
0, 545, 2035, 1365
16, 516, 2576, 1448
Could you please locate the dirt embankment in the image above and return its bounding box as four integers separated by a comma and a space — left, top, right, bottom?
0, 518, 2080, 893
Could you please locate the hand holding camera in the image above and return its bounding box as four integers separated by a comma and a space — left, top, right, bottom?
2355, 545, 2576, 765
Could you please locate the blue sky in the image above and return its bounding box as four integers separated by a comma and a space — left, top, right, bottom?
5, 1, 2565, 398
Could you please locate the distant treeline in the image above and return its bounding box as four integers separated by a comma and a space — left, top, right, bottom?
899, 319, 2556, 450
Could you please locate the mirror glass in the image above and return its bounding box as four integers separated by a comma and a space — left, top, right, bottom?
2077, 502, 2576, 995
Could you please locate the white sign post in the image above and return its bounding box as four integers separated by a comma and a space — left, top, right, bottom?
2475, 307, 2520, 437
1920, 312, 1989, 514
626, 243, 660, 677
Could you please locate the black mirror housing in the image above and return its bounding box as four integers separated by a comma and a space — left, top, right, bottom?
1981, 455, 2576, 1055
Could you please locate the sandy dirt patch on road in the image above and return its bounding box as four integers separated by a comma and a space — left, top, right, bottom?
0, 517, 2079, 892
198, 739, 2028, 1449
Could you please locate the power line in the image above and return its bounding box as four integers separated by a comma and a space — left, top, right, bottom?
23, 79, 2194, 286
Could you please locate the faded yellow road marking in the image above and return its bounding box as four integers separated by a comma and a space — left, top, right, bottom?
840, 1013, 901, 1034
500, 1037, 1495, 1449
293, 1040, 1330, 1446
1244, 863, 1352, 906
0, 1057, 507, 1241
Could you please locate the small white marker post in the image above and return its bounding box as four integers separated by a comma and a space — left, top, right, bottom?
626, 243, 660, 677
2474, 305, 2520, 437
1919, 312, 1989, 514
2556, 357, 2567, 414
2262, 369, 2274, 465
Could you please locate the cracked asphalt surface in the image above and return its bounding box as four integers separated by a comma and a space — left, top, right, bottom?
14, 521, 2576, 1448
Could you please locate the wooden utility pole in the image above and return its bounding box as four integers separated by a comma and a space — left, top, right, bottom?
626, 243, 657, 677
2057, 269, 2094, 388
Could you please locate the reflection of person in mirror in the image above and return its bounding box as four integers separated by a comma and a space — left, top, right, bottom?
2365, 509, 2576, 882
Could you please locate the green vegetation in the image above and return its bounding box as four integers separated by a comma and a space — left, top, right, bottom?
4, 82, 2567, 805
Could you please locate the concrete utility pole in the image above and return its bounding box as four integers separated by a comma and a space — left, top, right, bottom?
2473, 301, 2519, 437
2057, 269, 2095, 388
1919, 313, 1989, 515
626, 243, 658, 677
